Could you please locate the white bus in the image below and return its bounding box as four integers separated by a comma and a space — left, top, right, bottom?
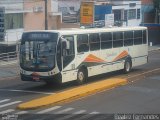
19, 27, 148, 84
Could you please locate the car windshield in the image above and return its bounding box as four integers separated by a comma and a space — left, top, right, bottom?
20, 32, 58, 72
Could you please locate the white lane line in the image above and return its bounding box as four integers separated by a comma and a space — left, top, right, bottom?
73, 110, 86, 114
0, 99, 10, 104
0, 109, 15, 114
37, 106, 61, 114
54, 108, 74, 114
90, 111, 100, 114
0, 89, 54, 95
56, 110, 86, 120
15, 111, 29, 115
76, 111, 100, 120
0, 101, 22, 108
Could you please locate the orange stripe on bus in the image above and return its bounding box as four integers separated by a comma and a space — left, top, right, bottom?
113, 51, 128, 61
84, 54, 106, 63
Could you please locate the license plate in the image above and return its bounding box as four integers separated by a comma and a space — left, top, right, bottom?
33, 76, 40, 81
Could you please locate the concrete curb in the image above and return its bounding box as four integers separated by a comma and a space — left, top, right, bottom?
17, 78, 127, 110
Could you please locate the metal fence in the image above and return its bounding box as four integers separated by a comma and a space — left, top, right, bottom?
0, 51, 18, 65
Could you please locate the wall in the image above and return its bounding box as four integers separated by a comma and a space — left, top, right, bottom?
141, 0, 154, 23
141, 0, 153, 4
141, 24, 160, 44
58, 0, 81, 15
0, 0, 23, 13
112, 0, 142, 26
0, 0, 24, 43
24, 0, 46, 31
24, 0, 62, 30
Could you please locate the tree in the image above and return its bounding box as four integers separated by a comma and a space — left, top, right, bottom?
153, 0, 160, 23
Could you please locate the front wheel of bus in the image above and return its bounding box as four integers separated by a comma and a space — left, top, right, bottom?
124, 60, 132, 73
77, 69, 87, 85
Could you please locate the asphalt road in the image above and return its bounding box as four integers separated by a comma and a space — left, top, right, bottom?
0, 50, 160, 120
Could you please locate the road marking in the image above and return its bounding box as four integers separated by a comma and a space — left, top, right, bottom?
0, 109, 15, 114
0, 99, 10, 103
15, 111, 29, 115
0, 101, 22, 108
0, 89, 54, 95
73, 110, 87, 114
56, 110, 86, 120
76, 111, 100, 120
90, 111, 100, 114
55, 108, 74, 114
37, 106, 61, 114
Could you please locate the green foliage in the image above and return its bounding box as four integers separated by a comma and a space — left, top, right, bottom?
153, 0, 160, 9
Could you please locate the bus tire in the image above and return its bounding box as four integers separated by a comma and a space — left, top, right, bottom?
124, 59, 132, 73
77, 68, 87, 84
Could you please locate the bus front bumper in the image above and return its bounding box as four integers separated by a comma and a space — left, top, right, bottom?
20, 73, 62, 83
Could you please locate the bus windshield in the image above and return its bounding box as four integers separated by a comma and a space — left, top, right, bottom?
20, 32, 58, 72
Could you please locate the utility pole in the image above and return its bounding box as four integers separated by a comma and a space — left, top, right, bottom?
44, 0, 48, 30
159, 2, 160, 24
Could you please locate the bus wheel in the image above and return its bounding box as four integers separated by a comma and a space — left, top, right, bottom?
77, 69, 87, 84
124, 60, 132, 73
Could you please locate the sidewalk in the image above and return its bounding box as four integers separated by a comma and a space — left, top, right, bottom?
0, 60, 17, 66
148, 44, 160, 51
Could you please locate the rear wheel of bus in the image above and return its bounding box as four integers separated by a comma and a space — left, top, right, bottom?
124, 59, 132, 73
77, 68, 88, 84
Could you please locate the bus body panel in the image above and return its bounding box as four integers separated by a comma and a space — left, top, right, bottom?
19, 27, 148, 84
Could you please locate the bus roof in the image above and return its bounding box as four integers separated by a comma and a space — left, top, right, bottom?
24, 26, 147, 36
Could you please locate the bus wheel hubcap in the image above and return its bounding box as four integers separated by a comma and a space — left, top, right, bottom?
78, 72, 84, 81
126, 62, 130, 71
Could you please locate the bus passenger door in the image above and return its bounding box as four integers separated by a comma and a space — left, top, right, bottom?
61, 36, 76, 83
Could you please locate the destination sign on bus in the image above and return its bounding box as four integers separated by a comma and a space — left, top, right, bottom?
29, 33, 50, 39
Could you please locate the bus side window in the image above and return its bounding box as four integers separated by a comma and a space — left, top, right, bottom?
113, 32, 123, 48
63, 36, 75, 68
143, 30, 147, 44
77, 34, 89, 53
101, 32, 112, 49
89, 33, 100, 51
134, 30, 142, 45
124, 31, 133, 46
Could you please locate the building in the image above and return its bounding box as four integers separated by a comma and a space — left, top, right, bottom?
0, 0, 63, 54
110, 0, 142, 26
24, 0, 62, 31
0, 0, 24, 44
141, 0, 160, 45
0, 0, 24, 54
141, 0, 154, 23
58, 0, 142, 27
